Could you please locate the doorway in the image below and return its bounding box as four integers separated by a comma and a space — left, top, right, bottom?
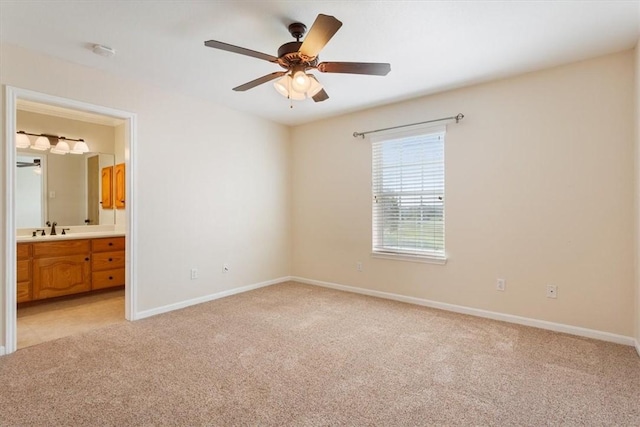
4, 86, 138, 355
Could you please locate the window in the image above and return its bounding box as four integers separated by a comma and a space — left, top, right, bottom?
372, 126, 445, 262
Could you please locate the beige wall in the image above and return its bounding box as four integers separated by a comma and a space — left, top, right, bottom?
0, 43, 292, 347
292, 50, 636, 336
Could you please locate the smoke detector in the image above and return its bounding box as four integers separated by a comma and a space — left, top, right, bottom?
92, 44, 116, 58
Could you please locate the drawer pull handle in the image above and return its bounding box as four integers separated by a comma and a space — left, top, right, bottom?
108, 258, 113, 262
109, 276, 113, 280
85, 257, 90, 261
108, 242, 113, 246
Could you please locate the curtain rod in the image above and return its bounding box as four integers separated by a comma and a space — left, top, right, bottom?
352, 113, 464, 139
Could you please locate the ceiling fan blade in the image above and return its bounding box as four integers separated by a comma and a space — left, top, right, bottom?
299, 14, 343, 59
317, 62, 391, 76
312, 89, 329, 103
204, 40, 278, 63
233, 72, 287, 92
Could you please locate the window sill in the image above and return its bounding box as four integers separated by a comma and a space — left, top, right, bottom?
371, 251, 447, 265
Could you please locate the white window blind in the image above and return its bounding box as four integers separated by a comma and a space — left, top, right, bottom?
372, 126, 445, 260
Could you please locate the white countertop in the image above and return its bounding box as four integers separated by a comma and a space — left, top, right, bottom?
17, 231, 125, 243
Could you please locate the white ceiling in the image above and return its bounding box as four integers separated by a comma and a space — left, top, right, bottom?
1, 1, 639, 126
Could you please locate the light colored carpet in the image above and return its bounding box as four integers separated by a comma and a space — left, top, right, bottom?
1, 281, 638, 426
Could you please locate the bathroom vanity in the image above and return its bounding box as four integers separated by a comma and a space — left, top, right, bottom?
17, 234, 125, 303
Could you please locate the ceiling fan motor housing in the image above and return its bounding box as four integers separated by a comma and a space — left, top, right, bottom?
277, 41, 319, 70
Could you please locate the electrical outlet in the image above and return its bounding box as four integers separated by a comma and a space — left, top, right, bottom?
546, 284, 557, 299
222, 263, 229, 274
496, 278, 505, 291
356, 261, 363, 272
190, 268, 198, 280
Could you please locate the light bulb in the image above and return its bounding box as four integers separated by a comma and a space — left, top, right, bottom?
16, 132, 31, 149
32, 136, 51, 151
291, 70, 311, 93
51, 139, 70, 155
306, 75, 323, 97
274, 75, 291, 98
71, 140, 90, 154
288, 89, 305, 101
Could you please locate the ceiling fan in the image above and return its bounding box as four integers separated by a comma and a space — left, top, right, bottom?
204, 14, 391, 103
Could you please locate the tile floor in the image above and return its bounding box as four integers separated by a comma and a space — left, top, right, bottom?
17, 289, 126, 349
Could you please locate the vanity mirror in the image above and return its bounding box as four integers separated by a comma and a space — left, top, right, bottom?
16, 150, 116, 228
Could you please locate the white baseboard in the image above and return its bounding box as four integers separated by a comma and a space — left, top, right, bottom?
0, 346, 5, 356
134, 276, 291, 320
292, 276, 636, 347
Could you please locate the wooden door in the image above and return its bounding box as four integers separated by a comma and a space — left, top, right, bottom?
101, 166, 113, 209
114, 163, 125, 209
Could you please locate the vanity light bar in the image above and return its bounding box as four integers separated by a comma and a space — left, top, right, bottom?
16, 131, 89, 155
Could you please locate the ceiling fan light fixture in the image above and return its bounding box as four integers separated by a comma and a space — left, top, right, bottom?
306, 75, 323, 97
32, 136, 51, 151
274, 75, 292, 98
291, 69, 311, 93
16, 131, 31, 149
288, 88, 306, 101
274, 74, 305, 100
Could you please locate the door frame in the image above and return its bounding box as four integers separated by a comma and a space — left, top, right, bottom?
4, 86, 138, 355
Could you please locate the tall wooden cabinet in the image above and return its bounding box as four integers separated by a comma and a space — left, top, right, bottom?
114, 163, 125, 209
101, 166, 114, 209
100, 163, 125, 210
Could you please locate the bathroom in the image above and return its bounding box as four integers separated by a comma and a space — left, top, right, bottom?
15, 100, 127, 349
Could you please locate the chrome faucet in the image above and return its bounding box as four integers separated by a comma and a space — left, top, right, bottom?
46, 221, 57, 236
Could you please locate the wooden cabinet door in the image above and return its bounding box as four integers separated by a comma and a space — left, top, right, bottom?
114, 163, 125, 209
18, 243, 31, 260
101, 166, 113, 209
17, 244, 32, 302
17, 259, 32, 303
32, 254, 91, 299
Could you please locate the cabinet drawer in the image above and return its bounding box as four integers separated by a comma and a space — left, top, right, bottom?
92, 251, 125, 271
17, 281, 31, 303
18, 243, 31, 260
17, 259, 31, 282
92, 237, 125, 252
92, 268, 125, 290
32, 239, 90, 258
